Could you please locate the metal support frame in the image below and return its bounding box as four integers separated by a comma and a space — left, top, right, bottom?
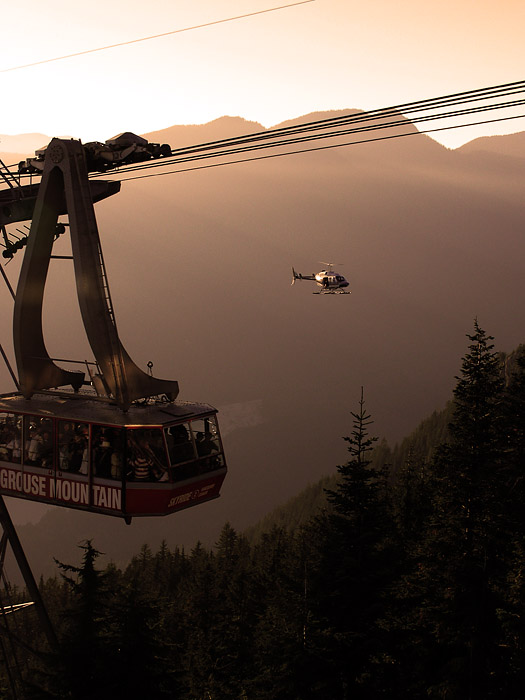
0, 496, 60, 656
13, 138, 179, 410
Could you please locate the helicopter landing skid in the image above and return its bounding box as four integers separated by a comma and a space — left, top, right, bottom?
313, 289, 351, 294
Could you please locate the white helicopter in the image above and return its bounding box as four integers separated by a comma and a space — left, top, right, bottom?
291, 262, 350, 294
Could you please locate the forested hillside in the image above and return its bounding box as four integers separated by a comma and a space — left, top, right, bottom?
244, 402, 453, 541
5, 321, 525, 698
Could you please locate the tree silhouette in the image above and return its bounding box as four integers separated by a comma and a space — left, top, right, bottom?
409, 321, 508, 698
309, 388, 396, 697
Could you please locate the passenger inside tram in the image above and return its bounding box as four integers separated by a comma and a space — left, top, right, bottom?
127, 430, 168, 482
58, 422, 88, 473
24, 417, 54, 468
165, 424, 194, 465
192, 418, 221, 474
0, 414, 21, 463
92, 426, 123, 480
58, 422, 75, 470
6, 430, 21, 462
195, 431, 217, 456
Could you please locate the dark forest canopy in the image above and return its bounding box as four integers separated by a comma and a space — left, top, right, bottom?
3, 322, 525, 699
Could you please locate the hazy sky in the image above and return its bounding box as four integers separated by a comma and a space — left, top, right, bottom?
2, 0, 525, 147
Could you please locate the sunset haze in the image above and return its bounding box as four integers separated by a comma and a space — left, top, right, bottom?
2, 0, 525, 147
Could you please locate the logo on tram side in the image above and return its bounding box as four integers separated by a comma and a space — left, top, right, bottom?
168, 483, 216, 509
0, 466, 121, 511
50, 480, 121, 510
0, 468, 46, 498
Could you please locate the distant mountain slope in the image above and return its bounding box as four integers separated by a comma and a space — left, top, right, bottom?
458, 131, 525, 158
244, 474, 336, 541
245, 401, 454, 543
142, 116, 265, 149
270, 109, 361, 130
0, 133, 51, 154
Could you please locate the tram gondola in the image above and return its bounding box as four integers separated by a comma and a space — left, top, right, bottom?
0, 392, 226, 522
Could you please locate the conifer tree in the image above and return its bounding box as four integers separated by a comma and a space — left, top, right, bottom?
53, 541, 115, 699
309, 389, 396, 697
502, 345, 525, 495
409, 321, 508, 698
209, 524, 256, 698
249, 526, 316, 699
105, 573, 175, 699
498, 345, 525, 689
177, 541, 221, 698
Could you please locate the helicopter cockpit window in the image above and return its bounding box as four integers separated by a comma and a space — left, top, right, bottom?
0, 413, 22, 464
92, 426, 124, 480
127, 429, 169, 483
58, 422, 89, 474
24, 416, 54, 469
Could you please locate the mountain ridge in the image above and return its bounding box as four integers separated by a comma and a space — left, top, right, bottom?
2, 111, 524, 159
458, 130, 525, 158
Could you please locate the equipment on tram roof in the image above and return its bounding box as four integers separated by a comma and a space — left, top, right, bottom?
17, 131, 172, 175
291, 262, 350, 294
0, 135, 227, 523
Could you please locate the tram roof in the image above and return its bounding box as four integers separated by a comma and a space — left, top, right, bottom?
0, 392, 217, 428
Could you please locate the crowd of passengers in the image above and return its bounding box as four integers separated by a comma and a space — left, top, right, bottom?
0, 417, 123, 477
0, 418, 22, 464
128, 425, 220, 482
0, 416, 221, 483
59, 423, 124, 478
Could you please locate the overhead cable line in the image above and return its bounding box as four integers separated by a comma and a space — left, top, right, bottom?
0, 1, 315, 73
88, 94, 525, 178
114, 111, 525, 183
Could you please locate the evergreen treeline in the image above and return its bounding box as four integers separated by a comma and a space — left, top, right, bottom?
4, 321, 525, 699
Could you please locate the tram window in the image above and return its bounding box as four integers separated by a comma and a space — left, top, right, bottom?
91, 426, 124, 480
164, 423, 195, 466
57, 422, 89, 474
24, 416, 54, 469
0, 413, 22, 464
189, 417, 222, 475
127, 429, 169, 483
190, 417, 220, 457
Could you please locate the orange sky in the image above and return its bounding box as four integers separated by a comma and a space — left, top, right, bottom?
2, 0, 525, 147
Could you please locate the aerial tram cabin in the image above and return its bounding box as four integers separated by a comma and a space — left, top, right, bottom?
0, 136, 228, 522
0, 393, 226, 522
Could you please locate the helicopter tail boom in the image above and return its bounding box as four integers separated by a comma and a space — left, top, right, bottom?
291, 267, 315, 284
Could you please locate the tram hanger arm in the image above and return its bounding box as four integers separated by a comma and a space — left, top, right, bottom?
0, 180, 120, 227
